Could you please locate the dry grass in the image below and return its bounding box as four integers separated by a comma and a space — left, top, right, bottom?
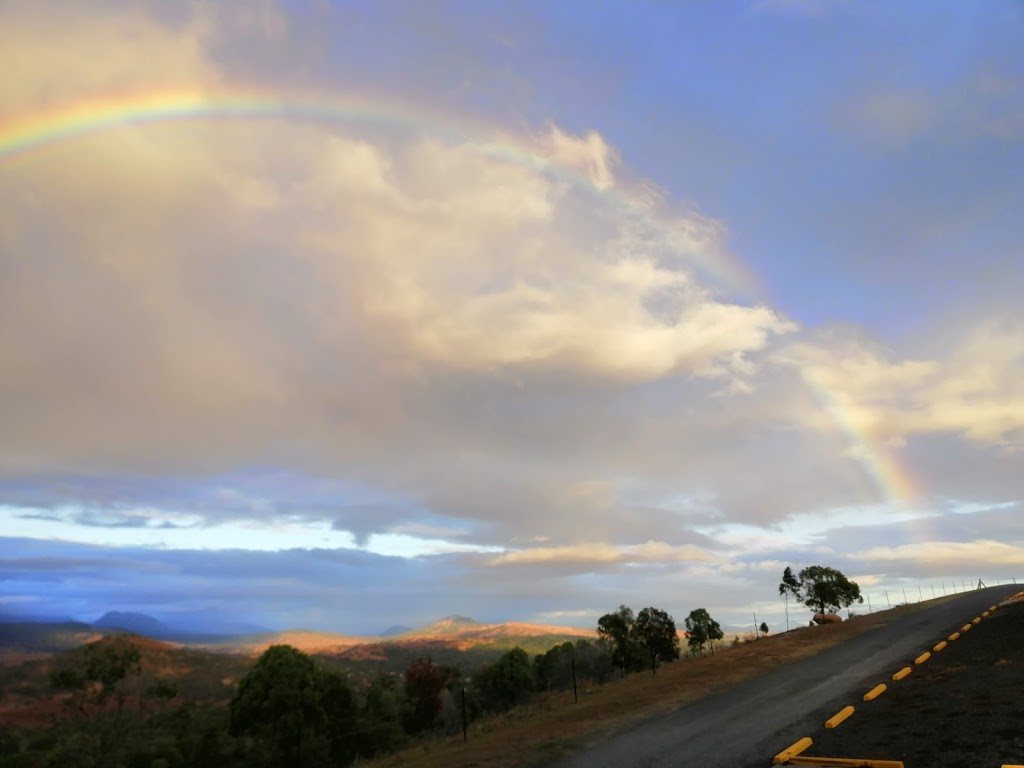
365, 602, 942, 768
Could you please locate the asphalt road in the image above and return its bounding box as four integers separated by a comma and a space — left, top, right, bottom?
546, 585, 1019, 768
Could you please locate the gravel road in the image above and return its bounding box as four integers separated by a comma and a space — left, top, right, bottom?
545, 585, 1019, 768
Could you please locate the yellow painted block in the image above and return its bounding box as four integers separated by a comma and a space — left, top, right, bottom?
892, 666, 911, 681
948, 631, 960, 641
915, 651, 931, 665
933, 640, 947, 652
982, 610, 990, 617
972, 617, 981, 624
773, 736, 813, 764
825, 705, 856, 729
864, 683, 887, 701
789, 759, 905, 767
961, 624, 972, 632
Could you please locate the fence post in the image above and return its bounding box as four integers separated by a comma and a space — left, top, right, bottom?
461, 687, 468, 743
572, 657, 578, 704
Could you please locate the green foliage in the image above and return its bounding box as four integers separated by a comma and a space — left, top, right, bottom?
475, 647, 536, 712
356, 672, 406, 757
50, 635, 143, 717
759, 622, 769, 636
597, 605, 680, 673
778, 566, 801, 602
229, 644, 359, 767
634, 607, 680, 665
684, 608, 723, 656
596, 605, 644, 673
790, 565, 863, 616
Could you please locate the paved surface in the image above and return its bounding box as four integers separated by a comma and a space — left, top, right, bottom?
546, 585, 1019, 768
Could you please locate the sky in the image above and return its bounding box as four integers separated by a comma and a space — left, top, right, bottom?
1, 0, 1022, 636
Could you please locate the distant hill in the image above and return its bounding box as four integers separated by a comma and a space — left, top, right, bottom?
0, 611, 596, 675
380, 624, 413, 637
405, 614, 483, 637
93, 611, 171, 637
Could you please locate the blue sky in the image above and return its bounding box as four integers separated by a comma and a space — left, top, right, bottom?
1, 1, 1022, 635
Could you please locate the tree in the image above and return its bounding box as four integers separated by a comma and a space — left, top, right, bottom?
759, 622, 770, 636
402, 657, 448, 734
779, 566, 803, 632
684, 608, 724, 656
778, 569, 802, 606
634, 607, 680, 666
596, 605, 644, 673
50, 635, 143, 718
475, 647, 536, 711
797, 565, 863, 617
230, 644, 359, 767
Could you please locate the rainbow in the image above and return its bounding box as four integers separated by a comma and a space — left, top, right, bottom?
0, 86, 753, 293
803, 370, 922, 511
0, 86, 924, 511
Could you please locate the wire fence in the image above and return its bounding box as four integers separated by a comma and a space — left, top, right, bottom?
776, 576, 1020, 632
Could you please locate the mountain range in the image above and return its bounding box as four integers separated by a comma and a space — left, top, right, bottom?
0, 610, 596, 662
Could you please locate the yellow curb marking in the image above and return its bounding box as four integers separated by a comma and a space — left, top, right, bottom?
914, 651, 931, 665
789, 759, 905, 767
972, 617, 981, 624
982, 610, 990, 617
948, 631, 960, 641
825, 705, 856, 729
773, 736, 813, 764
892, 666, 911, 681
961, 624, 972, 632
864, 683, 887, 701
933, 640, 947, 652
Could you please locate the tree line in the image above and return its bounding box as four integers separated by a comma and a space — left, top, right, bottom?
1, 570, 861, 767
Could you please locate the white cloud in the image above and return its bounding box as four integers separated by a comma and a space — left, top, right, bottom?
851, 540, 1024, 569
777, 323, 1024, 449
487, 541, 716, 567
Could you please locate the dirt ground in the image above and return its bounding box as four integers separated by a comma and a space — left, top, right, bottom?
805, 599, 1024, 768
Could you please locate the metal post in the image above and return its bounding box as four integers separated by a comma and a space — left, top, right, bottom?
931, 585, 935, 599
885, 590, 891, 609
942, 583, 946, 596
866, 594, 872, 613
918, 585, 923, 602
784, 593, 789, 632
902, 587, 908, 604
753, 612, 759, 639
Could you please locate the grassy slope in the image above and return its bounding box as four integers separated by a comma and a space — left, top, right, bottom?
367, 602, 944, 768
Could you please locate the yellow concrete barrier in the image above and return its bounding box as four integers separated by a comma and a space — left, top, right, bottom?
914, 651, 931, 665
864, 683, 887, 701
825, 705, 856, 729
892, 666, 911, 681
773, 736, 813, 764
972, 617, 981, 624
982, 610, 990, 617
933, 640, 947, 652
961, 624, 972, 632
948, 631, 960, 641
789, 757, 905, 767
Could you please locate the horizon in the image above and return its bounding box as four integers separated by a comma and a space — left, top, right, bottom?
1, 1, 1022, 637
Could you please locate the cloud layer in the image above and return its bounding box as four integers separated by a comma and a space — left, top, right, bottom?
1, 1, 1021, 632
